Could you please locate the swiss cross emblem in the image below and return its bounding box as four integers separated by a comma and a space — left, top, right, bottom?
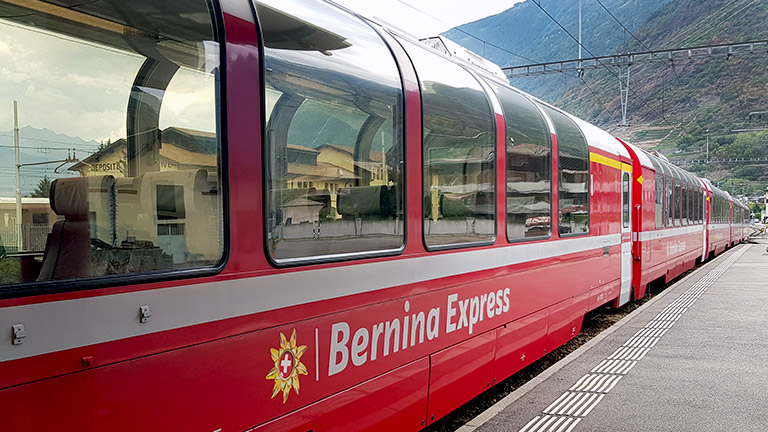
266, 330, 308, 403
279, 351, 295, 379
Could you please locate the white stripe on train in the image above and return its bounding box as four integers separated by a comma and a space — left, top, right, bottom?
1, 233, 620, 362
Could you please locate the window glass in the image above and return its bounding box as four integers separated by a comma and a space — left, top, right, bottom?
542, 106, 589, 236
686, 176, 694, 224
259, 0, 405, 262
0, 0, 222, 286
662, 162, 673, 227
675, 182, 682, 226
649, 156, 664, 228
682, 182, 688, 225
402, 39, 495, 248
494, 86, 551, 241
622, 172, 630, 228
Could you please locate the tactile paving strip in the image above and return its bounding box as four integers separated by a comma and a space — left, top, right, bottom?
517, 245, 750, 432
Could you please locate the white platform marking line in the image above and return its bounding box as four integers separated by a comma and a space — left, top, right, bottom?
520, 415, 544, 432
543, 392, 574, 414
548, 416, 569, 432
515, 245, 750, 432
537, 415, 559, 431
557, 392, 588, 415
562, 418, 582, 432
569, 393, 600, 416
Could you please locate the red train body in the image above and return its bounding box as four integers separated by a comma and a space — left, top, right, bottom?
0, 0, 749, 430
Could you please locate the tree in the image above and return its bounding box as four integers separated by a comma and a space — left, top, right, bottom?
97, 138, 112, 152
29, 175, 52, 198
675, 134, 698, 151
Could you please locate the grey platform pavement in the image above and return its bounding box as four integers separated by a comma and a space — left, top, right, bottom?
462, 238, 768, 432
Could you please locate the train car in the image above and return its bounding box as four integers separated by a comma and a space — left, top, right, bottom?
702, 178, 732, 257
0, 0, 738, 430
619, 144, 705, 299
731, 200, 749, 244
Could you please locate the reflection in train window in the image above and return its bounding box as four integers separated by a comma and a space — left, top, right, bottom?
258, 0, 404, 263
494, 86, 551, 241
0, 0, 223, 286
622, 172, 630, 228
662, 162, 673, 227
400, 39, 496, 249
649, 156, 664, 228
542, 106, 589, 236
673, 168, 682, 226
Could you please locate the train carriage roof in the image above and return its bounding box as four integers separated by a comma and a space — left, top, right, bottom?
622, 141, 653, 168
567, 115, 630, 160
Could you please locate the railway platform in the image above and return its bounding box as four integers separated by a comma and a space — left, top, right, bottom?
463, 237, 768, 432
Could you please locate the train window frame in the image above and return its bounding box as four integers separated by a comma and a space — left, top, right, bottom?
398, 38, 497, 251
493, 86, 552, 243
258, 0, 407, 266
0, 0, 228, 300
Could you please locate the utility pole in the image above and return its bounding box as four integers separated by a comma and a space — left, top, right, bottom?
765, 186, 768, 223
579, 0, 581, 63
13, 101, 22, 252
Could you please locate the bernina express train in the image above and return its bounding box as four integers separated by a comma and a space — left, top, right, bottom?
0, 0, 749, 430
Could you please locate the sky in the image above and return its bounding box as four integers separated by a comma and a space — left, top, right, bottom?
332, 0, 524, 38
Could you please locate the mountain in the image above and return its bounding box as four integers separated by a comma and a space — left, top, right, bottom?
0, 126, 100, 196
443, 0, 768, 197
443, 0, 672, 100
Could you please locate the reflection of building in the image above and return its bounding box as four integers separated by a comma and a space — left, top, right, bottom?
65, 127, 220, 265
280, 143, 390, 223
0, 198, 56, 253
70, 127, 217, 176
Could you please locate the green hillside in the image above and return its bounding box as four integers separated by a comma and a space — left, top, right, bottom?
445, 0, 768, 198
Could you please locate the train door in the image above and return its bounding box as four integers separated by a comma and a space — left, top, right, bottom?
701, 188, 708, 262
619, 170, 633, 305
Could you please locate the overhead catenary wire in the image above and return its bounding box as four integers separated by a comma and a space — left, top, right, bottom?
594, 0, 652, 52
594, 0, 695, 130
530, 0, 680, 131
392, 0, 541, 64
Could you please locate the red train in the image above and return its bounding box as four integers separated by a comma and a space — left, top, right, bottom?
0, 0, 749, 430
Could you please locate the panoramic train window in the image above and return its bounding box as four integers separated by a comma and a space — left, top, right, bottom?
662, 162, 673, 227
0, 0, 223, 287
622, 172, 630, 228
682, 179, 688, 225
649, 156, 664, 228
674, 170, 682, 226
402, 39, 495, 248
541, 106, 589, 236
688, 176, 695, 223
258, 0, 404, 262
494, 86, 551, 241
697, 188, 703, 223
